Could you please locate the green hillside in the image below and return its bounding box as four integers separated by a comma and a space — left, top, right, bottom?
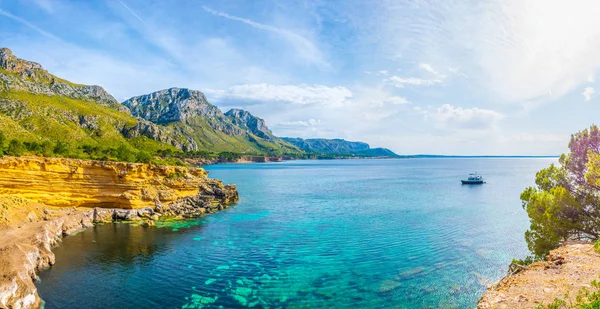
0, 48, 299, 162
0, 49, 176, 162
0, 47, 395, 164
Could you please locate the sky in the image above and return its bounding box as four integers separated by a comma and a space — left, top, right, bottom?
2, 0, 600, 155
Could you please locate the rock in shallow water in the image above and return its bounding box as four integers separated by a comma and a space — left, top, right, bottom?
378, 280, 402, 293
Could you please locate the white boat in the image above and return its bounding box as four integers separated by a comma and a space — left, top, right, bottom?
461, 173, 484, 184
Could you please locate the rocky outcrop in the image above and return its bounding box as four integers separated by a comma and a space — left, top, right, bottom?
0, 48, 121, 109
0, 210, 95, 309
122, 88, 244, 135
0, 190, 238, 309
121, 118, 199, 151
120, 88, 307, 154
225, 108, 275, 141
0, 156, 238, 309
478, 243, 600, 309
0, 156, 222, 209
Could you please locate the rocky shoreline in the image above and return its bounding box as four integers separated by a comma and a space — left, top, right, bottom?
478, 243, 600, 309
0, 186, 238, 309
0, 156, 238, 309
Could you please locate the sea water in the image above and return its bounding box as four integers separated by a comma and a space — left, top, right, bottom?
36, 158, 555, 308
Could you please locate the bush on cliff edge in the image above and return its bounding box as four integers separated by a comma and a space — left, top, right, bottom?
522, 125, 600, 258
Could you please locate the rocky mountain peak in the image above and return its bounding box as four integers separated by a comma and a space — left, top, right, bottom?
0, 47, 46, 77
225, 108, 274, 141
122, 87, 220, 124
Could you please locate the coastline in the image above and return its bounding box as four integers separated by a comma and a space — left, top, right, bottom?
0, 156, 239, 309
478, 243, 600, 308
188, 155, 402, 166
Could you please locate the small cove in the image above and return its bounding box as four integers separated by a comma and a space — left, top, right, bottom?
36, 158, 555, 308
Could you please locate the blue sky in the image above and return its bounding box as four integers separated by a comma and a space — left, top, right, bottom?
2, 0, 600, 155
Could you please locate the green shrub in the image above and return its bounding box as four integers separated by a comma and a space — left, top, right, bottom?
166, 170, 187, 180
116, 144, 134, 162
53, 141, 69, 155
512, 256, 536, 266
532, 278, 600, 309
0, 131, 5, 149
594, 239, 600, 254
25, 141, 42, 154
40, 141, 53, 156
135, 151, 152, 164
6, 139, 26, 156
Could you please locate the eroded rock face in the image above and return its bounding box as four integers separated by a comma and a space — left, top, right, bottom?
478, 243, 600, 309
121, 118, 199, 151
0, 48, 121, 109
0, 156, 214, 209
0, 210, 97, 309
225, 108, 275, 141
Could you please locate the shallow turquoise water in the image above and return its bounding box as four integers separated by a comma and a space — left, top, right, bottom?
36, 158, 555, 308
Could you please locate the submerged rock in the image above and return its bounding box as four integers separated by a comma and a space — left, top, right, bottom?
378, 280, 402, 293
394, 266, 425, 280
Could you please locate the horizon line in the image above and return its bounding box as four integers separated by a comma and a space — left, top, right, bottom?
396, 154, 560, 158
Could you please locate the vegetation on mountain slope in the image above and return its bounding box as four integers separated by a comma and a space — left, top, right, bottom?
0, 47, 397, 164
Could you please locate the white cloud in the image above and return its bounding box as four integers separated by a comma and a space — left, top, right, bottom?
509, 133, 569, 143
385, 96, 409, 105
207, 84, 352, 107
419, 63, 443, 77
583, 87, 595, 101
435, 104, 503, 130
589, 74, 596, 83
203, 6, 327, 68
377, 70, 389, 75
373, 0, 600, 103
385, 76, 442, 88
277, 119, 321, 128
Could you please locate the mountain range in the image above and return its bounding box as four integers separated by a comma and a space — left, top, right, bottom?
0, 47, 397, 162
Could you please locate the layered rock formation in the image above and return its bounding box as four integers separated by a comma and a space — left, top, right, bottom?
478, 243, 600, 309
0, 156, 217, 209
0, 156, 238, 309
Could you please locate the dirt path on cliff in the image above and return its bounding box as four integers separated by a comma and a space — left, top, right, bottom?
478, 243, 600, 309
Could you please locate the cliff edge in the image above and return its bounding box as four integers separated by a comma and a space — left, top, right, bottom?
0, 156, 216, 210
478, 243, 600, 309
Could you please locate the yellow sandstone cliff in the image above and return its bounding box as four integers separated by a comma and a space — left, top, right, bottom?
0, 156, 208, 209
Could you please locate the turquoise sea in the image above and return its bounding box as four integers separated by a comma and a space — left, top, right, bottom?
36, 158, 555, 308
